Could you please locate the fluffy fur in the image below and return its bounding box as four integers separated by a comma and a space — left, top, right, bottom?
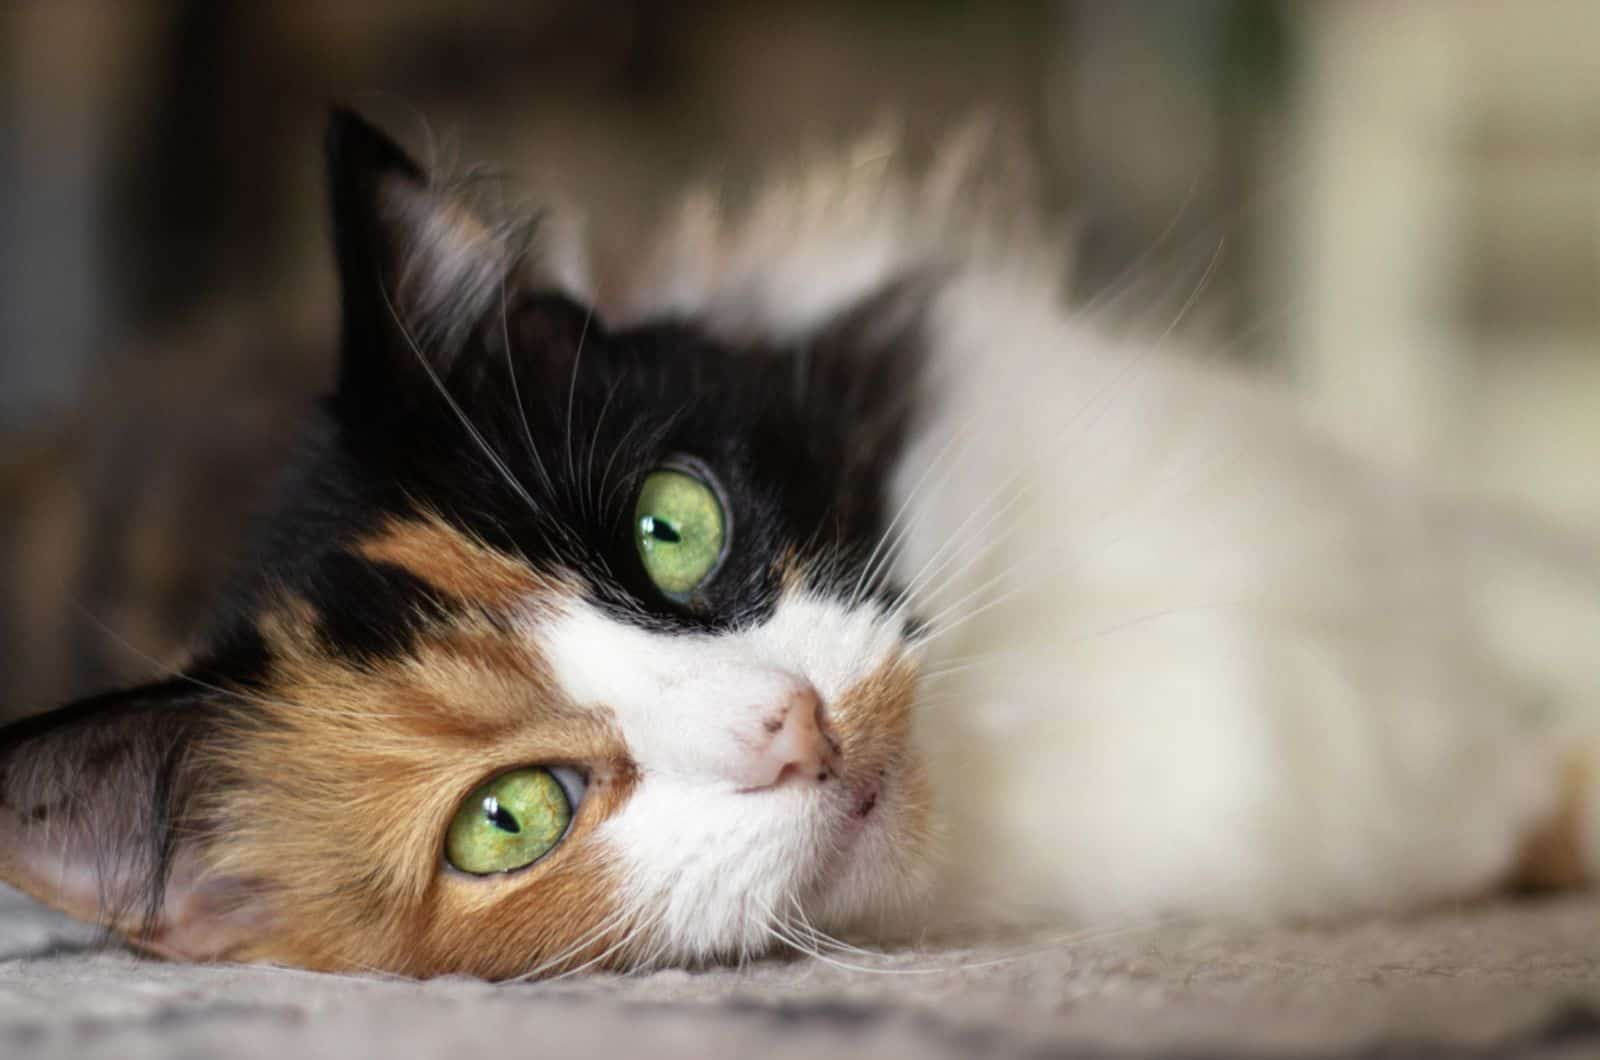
620, 123, 1600, 926
1, 111, 1597, 979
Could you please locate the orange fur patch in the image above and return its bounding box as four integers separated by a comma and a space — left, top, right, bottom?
357, 513, 557, 611
194, 535, 647, 978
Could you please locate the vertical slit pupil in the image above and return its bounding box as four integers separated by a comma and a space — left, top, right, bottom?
483, 796, 521, 834
645, 516, 682, 544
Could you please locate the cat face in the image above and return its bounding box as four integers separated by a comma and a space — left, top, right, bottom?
0, 112, 934, 977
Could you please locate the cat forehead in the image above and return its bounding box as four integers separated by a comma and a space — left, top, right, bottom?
401, 285, 928, 467
255, 308, 928, 647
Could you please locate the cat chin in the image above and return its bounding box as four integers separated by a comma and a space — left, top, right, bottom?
803, 847, 934, 947
789, 756, 935, 943
590, 746, 931, 969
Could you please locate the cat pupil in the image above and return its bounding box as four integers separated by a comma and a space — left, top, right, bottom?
643, 516, 682, 544
482, 797, 520, 834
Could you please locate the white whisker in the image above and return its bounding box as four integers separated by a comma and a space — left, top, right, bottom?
890, 238, 1228, 638
499, 277, 557, 497
380, 283, 543, 519
67, 600, 403, 722
562, 305, 596, 499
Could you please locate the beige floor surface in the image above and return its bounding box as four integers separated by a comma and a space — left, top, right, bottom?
3, 885, 1599, 1058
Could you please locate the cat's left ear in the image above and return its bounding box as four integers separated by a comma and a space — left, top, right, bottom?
0, 683, 272, 961
325, 108, 525, 413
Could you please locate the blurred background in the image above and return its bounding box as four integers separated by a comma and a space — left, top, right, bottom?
2, 0, 1598, 722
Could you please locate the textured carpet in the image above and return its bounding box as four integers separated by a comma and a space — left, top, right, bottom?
3, 885, 1600, 1058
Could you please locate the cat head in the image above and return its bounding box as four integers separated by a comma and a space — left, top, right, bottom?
0, 111, 937, 977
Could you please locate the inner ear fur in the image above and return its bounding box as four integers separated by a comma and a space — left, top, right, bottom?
326, 108, 535, 416
0, 681, 271, 961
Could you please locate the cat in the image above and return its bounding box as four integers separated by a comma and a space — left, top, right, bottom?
2, 110, 1598, 980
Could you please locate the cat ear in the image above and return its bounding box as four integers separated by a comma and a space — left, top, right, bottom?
325, 108, 522, 412
0, 682, 272, 960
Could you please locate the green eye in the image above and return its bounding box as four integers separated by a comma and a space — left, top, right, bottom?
634, 468, 726, 598
446, 768, 574, 875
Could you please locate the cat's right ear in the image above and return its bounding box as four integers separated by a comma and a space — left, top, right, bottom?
325, 108, 521, 414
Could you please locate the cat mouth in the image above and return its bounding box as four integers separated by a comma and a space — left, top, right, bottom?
829, 771, 886, 853
851, 775, 881, 819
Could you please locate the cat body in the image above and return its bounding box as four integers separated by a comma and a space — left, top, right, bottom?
1, 113, 1595, 978
626, 139, 1600, 926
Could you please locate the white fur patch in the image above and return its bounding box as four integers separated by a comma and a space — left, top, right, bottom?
888, 265, 1571, 927
533, 592, 913, 960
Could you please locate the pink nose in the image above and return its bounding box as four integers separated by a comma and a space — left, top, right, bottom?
743, 685, 843, 791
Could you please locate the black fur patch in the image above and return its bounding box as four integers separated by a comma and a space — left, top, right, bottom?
302, 553, 458, 663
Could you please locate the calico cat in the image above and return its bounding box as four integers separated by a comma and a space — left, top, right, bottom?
2, 110, 1597, 979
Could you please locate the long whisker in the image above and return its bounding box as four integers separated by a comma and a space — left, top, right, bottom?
890, 238, 1228, 628
562, 305, 595, 498
626, 910, 684, 975
1072, 163, 1304, 336
509, 904, 640, 982
848, 317, 1043, 610
542, 902, 672, 983
913, 602, 1246, 704
851, 415, 980, 608
597, 417, 649, 518
785, 894, 884, 960
914, 423, 1248, 658
873, 269, 1192, 615
885, 326, 1164, 617
762, 893, 1176, 977
599, 415, 683, 529
498, 277, 556, 497
1070, 172, 1200, 324
582, 377, 624, 525
67, 600, 403, 722
380, 284, 543, 518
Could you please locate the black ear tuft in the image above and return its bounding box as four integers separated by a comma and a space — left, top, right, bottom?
325, 108, 520, 418
326, 106, 426, 202
327, 109, 425, 401
0, 683, 270, 960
